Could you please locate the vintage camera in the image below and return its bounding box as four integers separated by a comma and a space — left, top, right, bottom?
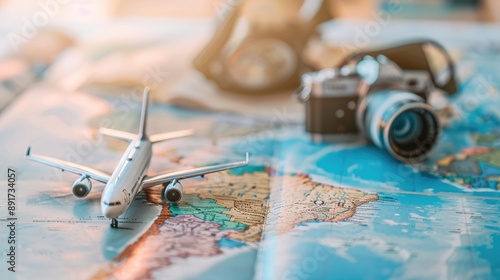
298, 55, 442, 163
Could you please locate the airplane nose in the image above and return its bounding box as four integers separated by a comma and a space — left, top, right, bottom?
102, 203, 120, 219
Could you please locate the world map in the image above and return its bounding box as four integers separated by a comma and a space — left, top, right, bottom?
1, 51, 500, 279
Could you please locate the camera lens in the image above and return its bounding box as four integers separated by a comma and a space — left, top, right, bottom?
361, 91, 439, 162
390, 111, 423, 145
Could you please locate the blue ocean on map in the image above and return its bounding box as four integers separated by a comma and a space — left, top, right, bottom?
254, 85, 500, 280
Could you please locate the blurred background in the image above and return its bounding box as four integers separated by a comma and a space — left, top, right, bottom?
0, 0, 498, 21
0, 0, 499, 119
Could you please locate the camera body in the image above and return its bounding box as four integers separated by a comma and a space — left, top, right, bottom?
299, 55, 440, 162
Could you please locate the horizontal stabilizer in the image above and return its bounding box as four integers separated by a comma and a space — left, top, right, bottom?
149, 129, 195, 143
99, 127, 136, 142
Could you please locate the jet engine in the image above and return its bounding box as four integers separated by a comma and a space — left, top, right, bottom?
72, 176, 92, 198
162, 180, 183, 203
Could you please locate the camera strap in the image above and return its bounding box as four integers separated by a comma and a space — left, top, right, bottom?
339, 40, 458, 95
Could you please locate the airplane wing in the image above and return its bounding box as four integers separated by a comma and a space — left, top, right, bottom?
26, 147, 111, 183
141, 153, 249, 189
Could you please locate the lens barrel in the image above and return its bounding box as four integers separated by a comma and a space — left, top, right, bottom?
361, 90, 439, 162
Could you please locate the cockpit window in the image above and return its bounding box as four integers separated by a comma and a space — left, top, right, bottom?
103, 201, 121, 206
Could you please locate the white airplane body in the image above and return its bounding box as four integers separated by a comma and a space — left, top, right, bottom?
26, 89, 249, 228
100, 137, 152, 220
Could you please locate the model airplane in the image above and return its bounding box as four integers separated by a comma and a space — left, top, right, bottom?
26, 88, 249, 228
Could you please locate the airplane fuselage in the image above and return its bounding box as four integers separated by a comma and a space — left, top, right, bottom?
101, 138, 152, 219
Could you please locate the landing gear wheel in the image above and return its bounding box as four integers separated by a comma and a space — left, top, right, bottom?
110, 218, 118, 228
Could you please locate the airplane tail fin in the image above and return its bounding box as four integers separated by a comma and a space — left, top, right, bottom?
138, 87, 149, 140
137, 87, 195, 143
